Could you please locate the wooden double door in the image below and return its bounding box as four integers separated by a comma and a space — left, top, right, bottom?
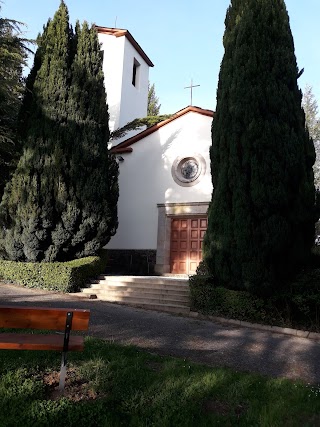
170, 216, 207, 275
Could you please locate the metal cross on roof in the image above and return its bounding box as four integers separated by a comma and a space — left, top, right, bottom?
184, 79, 200, 106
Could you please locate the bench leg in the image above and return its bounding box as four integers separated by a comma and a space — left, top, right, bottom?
59, 311, 73, 391
59, 351, 67, 391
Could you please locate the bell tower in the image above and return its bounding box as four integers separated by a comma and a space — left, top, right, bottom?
96, 26, 154, 142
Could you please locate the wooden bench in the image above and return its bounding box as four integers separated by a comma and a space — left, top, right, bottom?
0, 305, 90, 390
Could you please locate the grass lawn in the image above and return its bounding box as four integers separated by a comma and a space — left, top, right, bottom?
0, 338, 319, 427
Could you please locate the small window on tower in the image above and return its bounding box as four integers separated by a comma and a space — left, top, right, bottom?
132, 58, 140, 87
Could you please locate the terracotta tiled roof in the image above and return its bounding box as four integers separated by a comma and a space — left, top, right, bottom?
111, 106, 214, 154
95, 26, 154, 67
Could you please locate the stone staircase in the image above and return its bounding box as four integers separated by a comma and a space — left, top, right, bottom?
80, 275, 190, 315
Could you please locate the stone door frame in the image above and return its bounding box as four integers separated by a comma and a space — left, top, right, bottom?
154, 202, 209, 275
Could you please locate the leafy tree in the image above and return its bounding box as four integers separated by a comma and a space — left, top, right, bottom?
0, 6, 29, 198
204, 0, 316, 293
0, 1, 118, 262
302, 84, 320, 189
147, 82, 161, 116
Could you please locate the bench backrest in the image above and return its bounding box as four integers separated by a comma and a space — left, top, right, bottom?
0, 306, 90, 331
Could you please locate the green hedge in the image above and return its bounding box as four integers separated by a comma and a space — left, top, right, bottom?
189, 268, 320, 332
0, 250, 108, 293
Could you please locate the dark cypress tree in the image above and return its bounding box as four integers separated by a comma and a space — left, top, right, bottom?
147, 82, 161, 116
0, 1, 71, 261
17, 21, 51, 142
0, 6, 29, 199
204, 0, 317, 292
0, 2, 118, 261
62, 20, 118, 259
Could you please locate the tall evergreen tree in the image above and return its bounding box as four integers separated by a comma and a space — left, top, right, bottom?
302, 84, 320, 189
147, 82, 161, 116
302, 85, 320, 144
0, 2, 118, 262
204, 0, 316, 292
0, 1, 71, 261
17, 21, 51, 142
63, 20, 118, 259
0, 6, 29, 198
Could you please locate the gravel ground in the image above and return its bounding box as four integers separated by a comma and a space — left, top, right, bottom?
1, 282, 320, 384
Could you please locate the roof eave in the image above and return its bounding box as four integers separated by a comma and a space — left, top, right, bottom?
112, 106, 214, 152
95, 25, 154, 67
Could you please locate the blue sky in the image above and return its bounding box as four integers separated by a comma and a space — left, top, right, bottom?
3, 0, 320, 114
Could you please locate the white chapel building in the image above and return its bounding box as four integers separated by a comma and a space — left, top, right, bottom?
97, 26, 213, 275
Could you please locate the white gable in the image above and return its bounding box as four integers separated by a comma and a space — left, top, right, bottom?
108, 109, 213, 250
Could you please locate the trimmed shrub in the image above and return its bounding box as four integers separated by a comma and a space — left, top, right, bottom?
189, 276, 271, 322
0, 250, 108, 292
189, 267, 320, 331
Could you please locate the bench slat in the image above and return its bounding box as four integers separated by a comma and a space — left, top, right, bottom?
0, 333, 84, 351
0, 306, 90, 331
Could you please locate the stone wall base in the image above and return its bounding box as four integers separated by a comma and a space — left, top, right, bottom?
106, 249, 156, 275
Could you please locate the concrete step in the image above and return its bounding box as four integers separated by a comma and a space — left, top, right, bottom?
81, 286, 189, 302
91, 293, 189, 306
80, 275, 191, 315
87, 283, 190, 295
96, 275, 189, 286
90, 281, 189, 292
82, 288, 189, 302
88, 282, 190, 294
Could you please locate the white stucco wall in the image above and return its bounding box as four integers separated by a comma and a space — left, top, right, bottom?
119, 38, 149, 129
107, 111, 213, 250
98, 33, 125, 132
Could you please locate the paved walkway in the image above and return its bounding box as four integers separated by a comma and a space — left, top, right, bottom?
1, 282, 320, 384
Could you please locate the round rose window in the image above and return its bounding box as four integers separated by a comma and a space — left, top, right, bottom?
180, 159, 199, 180
171, 154, 206, 187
